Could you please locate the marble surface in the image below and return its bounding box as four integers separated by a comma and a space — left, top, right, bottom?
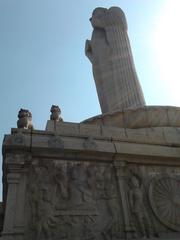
85, 7, 145, 113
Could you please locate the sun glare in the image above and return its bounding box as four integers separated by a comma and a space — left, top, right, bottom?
153, 0, 180, 103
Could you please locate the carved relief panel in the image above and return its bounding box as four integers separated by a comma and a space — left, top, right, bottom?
25, 160, 124, 240
24, 160, 180, 240
127, 165, 180, 238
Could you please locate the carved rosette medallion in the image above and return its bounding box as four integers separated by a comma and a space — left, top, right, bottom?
48, 135, 64, 148
11, 132, 26, 145
83, 137, 97, 150
149, 176, 180, 231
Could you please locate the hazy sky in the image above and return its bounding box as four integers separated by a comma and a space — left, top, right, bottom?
0, 0, 180, 198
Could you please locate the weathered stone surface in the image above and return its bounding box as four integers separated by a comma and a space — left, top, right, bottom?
85, 7, 145, 113
2, 128, 180, 240
162, 127, 180, 145
102, 111, 124, 127
167, 107, 180, 126
79, 124, 101, 137
123, 107, 149, 128
145, 127, 165, 145
146, 106, 168, 127
102, 126, 127, 140
4, 124, 180, 164
46, 120, 79, 135
114, 141, 180, 159
83, 106, 180, 129
45, 120, 180, 148
125, 128, 148, 143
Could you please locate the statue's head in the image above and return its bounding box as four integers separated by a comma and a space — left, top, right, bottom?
18, 109, 32, 119
51, 105, 61, 114
90, 7, 107, 28
92, 7, 107, 19
90, 6, 127, 30
70, 164, 84, 180
131, 175, 141, 188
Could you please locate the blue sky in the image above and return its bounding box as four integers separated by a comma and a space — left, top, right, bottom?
0, 0, 179, 198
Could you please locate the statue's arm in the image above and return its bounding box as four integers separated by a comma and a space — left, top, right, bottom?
85, 40, 93, 63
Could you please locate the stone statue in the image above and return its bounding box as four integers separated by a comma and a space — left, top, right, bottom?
129, 175, 151, 238
50, 105, 63, 121
85, 7, 145, 113
17, 108, 33, 129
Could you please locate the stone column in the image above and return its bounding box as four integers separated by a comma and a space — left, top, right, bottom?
113, 160, 134, 239
2, 172, 21, 240
1, 153, 31, 240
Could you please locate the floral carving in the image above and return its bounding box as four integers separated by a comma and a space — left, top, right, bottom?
48, 136, 64, 148
83, 137, 97, 150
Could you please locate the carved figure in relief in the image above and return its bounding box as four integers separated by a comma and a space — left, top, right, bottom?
53, 165, 69, 209
101, 168, 121, 240
92, 167, 122, 240
129, 175, 151, 239
69, 164, 96, 208
36, 186, 57, 240
27, 165, 58, 239
28, 173, 39, 228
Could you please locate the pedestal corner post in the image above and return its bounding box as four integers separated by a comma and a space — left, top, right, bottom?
113, 160, 135, 239
1, 153, 31, 240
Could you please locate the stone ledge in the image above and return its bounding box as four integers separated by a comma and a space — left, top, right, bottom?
83, 106, 180, 128
45, 121, 180, 147
3, 129, 180, 164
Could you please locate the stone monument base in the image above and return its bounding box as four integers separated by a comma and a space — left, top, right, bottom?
1, 106, 180, 239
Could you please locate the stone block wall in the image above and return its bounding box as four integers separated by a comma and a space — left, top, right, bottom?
1, 122, 180, 239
